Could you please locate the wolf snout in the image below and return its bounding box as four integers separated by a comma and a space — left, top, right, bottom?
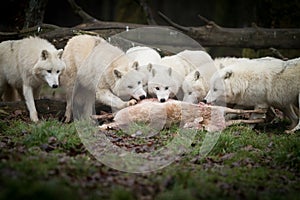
139, 95, 146, 100
160, 98, 166, 103
201, 99, 207, 104
52, 84, 58, 88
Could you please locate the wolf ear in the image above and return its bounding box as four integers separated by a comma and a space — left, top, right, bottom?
94, 38, 102, 47
41, 50, 49, 60
57, 49, 63, 59
131, 61, 139, 70
224, 70, 233, 79
147, 63, 152, 72
114, 69, 123, 78
168, 67, 172, 76
194, 71, 201, 80
152, 68, 156, 77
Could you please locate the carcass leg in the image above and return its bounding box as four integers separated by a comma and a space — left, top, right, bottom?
226, 118, 265, 127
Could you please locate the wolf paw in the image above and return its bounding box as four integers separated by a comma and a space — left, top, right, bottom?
284, 128, 298, 134
30, 113, 39, 122
127, 99, 137, 106
99, 123, 118, 130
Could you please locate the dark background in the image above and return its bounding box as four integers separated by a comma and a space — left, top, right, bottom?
1, 0, 299, 29
0, 0, 299, 57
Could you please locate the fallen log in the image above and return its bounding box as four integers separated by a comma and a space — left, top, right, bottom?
1, 17, 299, 50
159, 12, 300, 49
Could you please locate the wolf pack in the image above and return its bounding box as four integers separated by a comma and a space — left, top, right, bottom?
0, 35, 299, 133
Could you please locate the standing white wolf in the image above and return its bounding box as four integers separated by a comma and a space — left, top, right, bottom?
205, 58, 300, 133
61, 34, 105, 122
0, 36, 65, 122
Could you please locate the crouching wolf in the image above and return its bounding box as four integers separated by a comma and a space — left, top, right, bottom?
0, 36, 65, 122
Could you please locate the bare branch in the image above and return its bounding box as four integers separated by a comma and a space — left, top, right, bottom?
23, 0, 48, 29
0, 23, 62, 41
138, 0, 157, 25
158, 12, 190, 32
197, 15, 222, 30
269, 48, 289, 60
67, 0, 99, 23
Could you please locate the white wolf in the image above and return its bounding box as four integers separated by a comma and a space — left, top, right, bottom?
152, 50, 214, 102
73, 40, 147, 119
0, 36, 65, 122
205, 58, 300, 133
147, 64, 181, 102
61, 34, 105, 122
126, 46, 161, 94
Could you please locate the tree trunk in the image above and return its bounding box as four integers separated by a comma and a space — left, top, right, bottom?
23, 0, 48, 29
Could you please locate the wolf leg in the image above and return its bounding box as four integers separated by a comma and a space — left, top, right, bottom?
96, 89, 137, 110
23, 84, 39, 122
285, 93, 300, 133
226, 118, 265, 127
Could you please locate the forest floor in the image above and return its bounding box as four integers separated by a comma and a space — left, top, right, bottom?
0, 98, 299, 200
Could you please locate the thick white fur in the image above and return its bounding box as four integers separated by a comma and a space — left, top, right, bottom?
150, 50, 213, 102
126, 46, 161, 94
182, 57, 253, 104
147, 64, 181, 102
181, 50, 217, 103
0, 36, 65, 121
74, 40, 147, 119
126, 46, 161, 66
205, 58, 300, 132
61, 34, 105, 122
213, 57, 250, 70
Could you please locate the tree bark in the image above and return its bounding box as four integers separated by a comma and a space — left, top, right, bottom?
159, 12, 300, 49
67, 0, 99, 23
23, 0, 48, 29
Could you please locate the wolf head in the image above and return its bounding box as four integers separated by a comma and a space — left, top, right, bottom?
33, 49, 66, 88
182, 70, 209, 104
147, 65, 180, 102
112, 62, 147, 101
204, 68, 234, 104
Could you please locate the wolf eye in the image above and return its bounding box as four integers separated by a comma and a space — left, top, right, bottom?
155, 87, 160, 90
47, 70, 52, 73
213, 88, 217, 92
188, 92, 192, 95
137, 81, 141, 85
56, 70, 60, 73
165, 87, 169, 90
128, 85, 133, 89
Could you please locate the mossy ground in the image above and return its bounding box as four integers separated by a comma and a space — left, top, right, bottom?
0, 114, 299, 200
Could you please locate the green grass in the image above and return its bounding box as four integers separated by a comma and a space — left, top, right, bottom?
1, 119, 82, 152
0, 119, 299, 200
